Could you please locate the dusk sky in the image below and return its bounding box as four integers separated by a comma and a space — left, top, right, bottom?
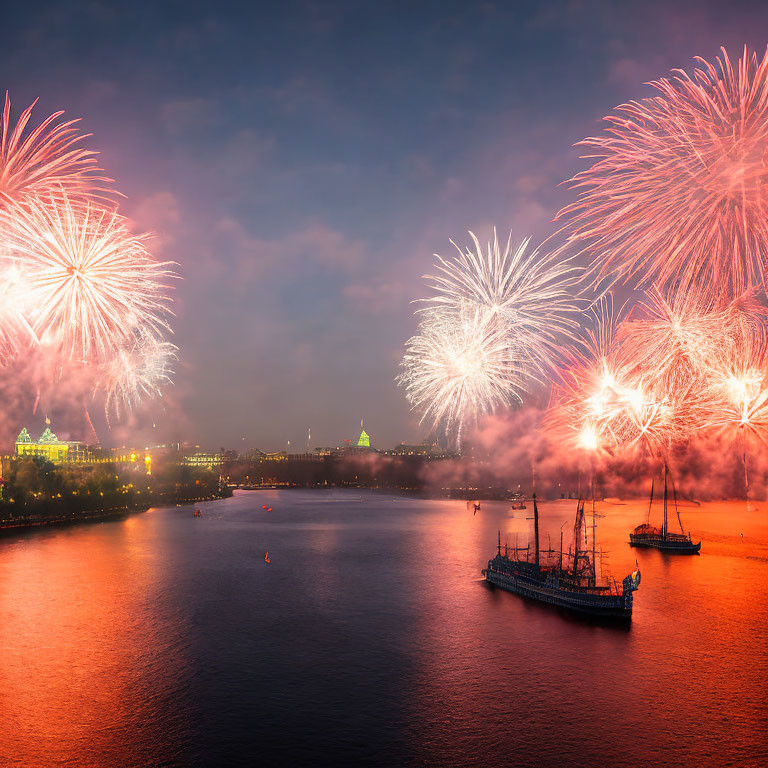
5, 0, 768, 450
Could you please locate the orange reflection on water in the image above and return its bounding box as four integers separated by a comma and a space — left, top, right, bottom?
0, 514, 190, 767
407, 498, 768, 767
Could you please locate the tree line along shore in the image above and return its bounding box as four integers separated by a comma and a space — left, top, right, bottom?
0, 455, 230, 528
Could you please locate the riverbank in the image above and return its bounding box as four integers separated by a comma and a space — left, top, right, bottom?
0, 505, 144, 535
0, 487, 232, 536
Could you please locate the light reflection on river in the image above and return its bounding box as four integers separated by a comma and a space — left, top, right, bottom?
0, 490, 765, 767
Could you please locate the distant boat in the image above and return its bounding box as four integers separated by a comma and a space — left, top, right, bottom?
194, 509, 202, 518
265, 550, 271, 563
630, 464, 701, 554
509, 499, 527, 510
473, 501, 481, 515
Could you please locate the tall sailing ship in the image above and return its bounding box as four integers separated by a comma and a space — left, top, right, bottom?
483, 495, 641, 620
629, 464, 701, 554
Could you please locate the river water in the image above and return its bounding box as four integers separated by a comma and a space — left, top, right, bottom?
0, 490, 766, 767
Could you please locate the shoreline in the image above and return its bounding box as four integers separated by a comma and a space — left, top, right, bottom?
0, 491, 230, 536
0, 505, 145, 535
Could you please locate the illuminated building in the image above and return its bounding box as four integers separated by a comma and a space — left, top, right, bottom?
14, 423, 90, 463
182, 452, 223, 471
391, 442, 445, 457
356, 419, 371, 448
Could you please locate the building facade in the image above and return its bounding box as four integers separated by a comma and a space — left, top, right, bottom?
15, 426, 91, 463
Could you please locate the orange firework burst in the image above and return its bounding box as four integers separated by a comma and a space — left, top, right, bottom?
558, 46, 768, 296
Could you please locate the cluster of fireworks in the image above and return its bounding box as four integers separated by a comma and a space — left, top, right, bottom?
0, 92, 176, 426
400, 46, 768, 469
397, 230, 580, 445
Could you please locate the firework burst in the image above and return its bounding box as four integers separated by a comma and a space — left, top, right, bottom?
558, 46, 768, 296
0, 193, 175, 362
549, 295, 685, 456
100, 333, 177, 420
398, 308, 527, 446
399, 229, 581, 446
616, 286, 763, 392
0, 92, 109, 207
422, 228, 581, 375
701, 330, 768, 440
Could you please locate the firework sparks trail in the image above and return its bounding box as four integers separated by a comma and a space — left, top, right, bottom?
398, 307, 528, 447
0, 92, 110, 206
0, 193, 176, 362
558, 46, 768, 297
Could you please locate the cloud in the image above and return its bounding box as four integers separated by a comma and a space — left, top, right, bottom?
342, 280, 411, 314
161, 98, 215, 133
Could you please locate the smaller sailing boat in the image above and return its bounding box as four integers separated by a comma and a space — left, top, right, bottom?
473, 501, 481, 515
630, 464, 701, 554
265, 550, 271, 563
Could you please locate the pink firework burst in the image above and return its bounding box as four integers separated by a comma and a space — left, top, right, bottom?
558, 46, 768, 297
0, 92, 110, 206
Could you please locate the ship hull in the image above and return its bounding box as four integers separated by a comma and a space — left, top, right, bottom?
483, 567, 633, 619
629, 535, 701, 554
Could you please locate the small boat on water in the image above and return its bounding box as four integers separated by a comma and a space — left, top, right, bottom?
630, 464, 701, 554
473, 501, 481, 515
509, 498, 527, 510
194, 509, 202, 518
264, 550, 271, 564
483, 494, 641, 620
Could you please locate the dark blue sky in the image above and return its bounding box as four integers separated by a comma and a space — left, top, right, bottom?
5, 0, 768, 450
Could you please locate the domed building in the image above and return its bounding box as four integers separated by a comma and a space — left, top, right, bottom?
14, 421, 90, 463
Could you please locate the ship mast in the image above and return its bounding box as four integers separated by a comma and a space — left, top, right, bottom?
533, 493, 540, 566
572, 499, 585, 577
591, 473, 597, 587
647, 479, 654, 524
559, 521, 566, 573
662, 462, 668, 541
